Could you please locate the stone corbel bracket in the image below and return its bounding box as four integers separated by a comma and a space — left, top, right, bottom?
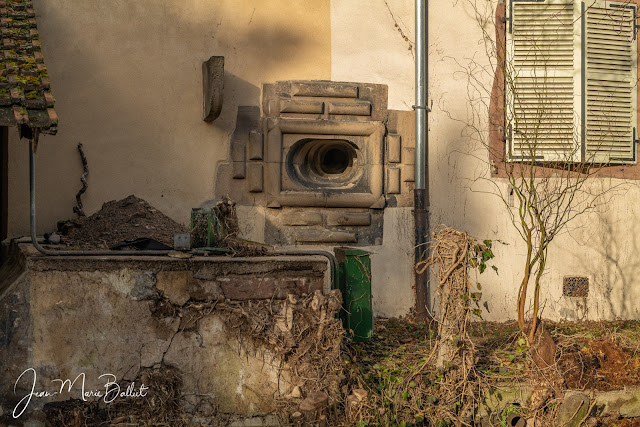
202, 56, 224, 122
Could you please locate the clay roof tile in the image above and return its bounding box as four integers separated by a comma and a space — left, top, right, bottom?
0, 0, 56, 134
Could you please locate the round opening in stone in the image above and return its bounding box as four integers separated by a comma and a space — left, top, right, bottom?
286, 138, 362, 188
321, 147, 350, 175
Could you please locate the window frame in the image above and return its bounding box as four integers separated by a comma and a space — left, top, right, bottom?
491, 0, 640, 176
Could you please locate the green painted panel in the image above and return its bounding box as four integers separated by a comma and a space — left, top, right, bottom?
335, 247, 372, 342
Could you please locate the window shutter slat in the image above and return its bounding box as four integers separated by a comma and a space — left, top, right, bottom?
585, 1, 637, 164
507, 0, 581, 162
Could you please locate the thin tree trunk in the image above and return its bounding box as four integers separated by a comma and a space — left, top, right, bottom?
518, 229, 533, 333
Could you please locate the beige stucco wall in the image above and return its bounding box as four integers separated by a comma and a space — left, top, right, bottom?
8, 0, 331, 236
332, 0, 640, 321
331, 0, 415, 111
330, 0, 416, 317
425, 0, 640, 322
7, 0, 640, 322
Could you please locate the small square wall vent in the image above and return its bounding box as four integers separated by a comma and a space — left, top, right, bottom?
563, 276, 589, 298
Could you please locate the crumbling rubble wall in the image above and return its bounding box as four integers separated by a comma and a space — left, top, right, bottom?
0, 244, 341, 425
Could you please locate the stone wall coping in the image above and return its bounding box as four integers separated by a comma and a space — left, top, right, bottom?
14, 242, 328, 272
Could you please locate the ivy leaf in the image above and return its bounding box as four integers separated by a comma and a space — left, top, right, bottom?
483, 239, 492, 248
479, 263, 487, 274
492, 265, 499, 274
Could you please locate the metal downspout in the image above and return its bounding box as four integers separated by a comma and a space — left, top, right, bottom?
414, 0, 430, 320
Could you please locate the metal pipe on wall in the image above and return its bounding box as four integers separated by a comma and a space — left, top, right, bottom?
414, 0, 430, 320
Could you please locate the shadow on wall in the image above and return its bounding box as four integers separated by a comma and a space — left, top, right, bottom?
21, 0, 321, 233
37, 1, 311, 130
429, 128, 473, 231
576, 211, 640, 320
213, 72, 260, 133
428, 108, 506, 237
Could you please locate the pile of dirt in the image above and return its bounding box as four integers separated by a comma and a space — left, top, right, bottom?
60, 195, 187, 249
57, 195, 268, 256
558, 338, 640, 391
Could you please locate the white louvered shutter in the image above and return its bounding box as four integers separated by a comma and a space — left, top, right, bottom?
585, 0, 637, 164
506, 0, 582, 162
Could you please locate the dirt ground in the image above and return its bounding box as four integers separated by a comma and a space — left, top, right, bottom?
344, 318, 640, 426
468, 320, 640, 391
36, 314, 640, 426
554, 322, 640, 391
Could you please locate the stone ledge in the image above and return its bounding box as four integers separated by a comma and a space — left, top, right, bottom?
476, 383, 640, 424
13, 243, 327, 273
593, 386, 640, 418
